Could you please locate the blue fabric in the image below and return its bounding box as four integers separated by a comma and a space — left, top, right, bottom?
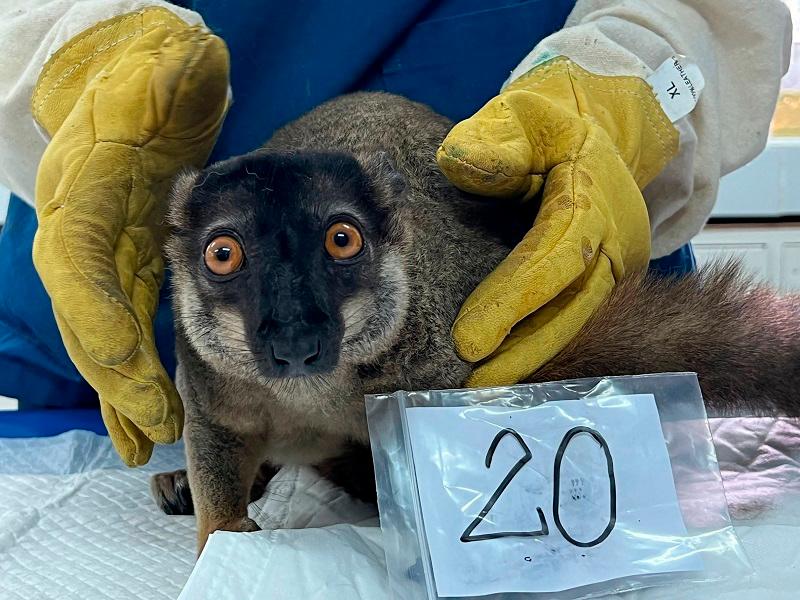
0, 409, 106, 438
648, 243, 697, 277
0, 0, 584, 436
197, 0, 575, 160
0, 195, 95, 409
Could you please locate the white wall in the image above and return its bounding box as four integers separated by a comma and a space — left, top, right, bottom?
712, 139, 800, 218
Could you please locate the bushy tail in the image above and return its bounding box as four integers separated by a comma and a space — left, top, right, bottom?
530, 262, 800, 416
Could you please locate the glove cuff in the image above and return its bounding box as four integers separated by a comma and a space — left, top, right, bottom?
31, 7, 189, 137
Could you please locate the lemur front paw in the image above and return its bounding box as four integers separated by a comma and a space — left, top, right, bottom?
150, 469, 194, 515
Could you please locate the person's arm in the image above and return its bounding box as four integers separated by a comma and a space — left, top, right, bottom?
439, 0, 791, 386
0, 1, 230, 466
509, 0, 791, 256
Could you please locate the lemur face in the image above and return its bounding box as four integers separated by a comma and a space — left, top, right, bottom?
167, 150, 408, 386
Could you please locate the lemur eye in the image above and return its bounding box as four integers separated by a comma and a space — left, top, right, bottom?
204, 235, 244, 276
325, 221, 363, 260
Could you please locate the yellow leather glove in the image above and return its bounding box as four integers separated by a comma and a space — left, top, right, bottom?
437, 57, 678, 387
31, 8, 230, 466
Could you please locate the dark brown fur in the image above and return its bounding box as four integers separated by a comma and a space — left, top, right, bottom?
533, 263, 800, 416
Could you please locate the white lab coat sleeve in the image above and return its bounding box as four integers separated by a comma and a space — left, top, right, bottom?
0, 0, 204, 206
507, 0, 792, 258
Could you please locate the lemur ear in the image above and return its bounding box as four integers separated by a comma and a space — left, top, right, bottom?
167, 167, 202, 230
363, 150, 407, 198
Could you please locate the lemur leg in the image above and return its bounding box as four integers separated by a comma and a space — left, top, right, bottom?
150, 462, 278, 516
185, 416, 267, 554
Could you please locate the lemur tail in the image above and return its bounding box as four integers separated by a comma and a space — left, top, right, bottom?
530, 262, 800, 417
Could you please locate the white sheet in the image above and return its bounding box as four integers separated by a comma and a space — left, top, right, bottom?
403, 399, 702, 597
1, 418, 799, 600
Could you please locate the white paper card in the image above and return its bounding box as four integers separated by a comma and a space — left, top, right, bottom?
646, 54, 705, 122
405, 394, 703, 597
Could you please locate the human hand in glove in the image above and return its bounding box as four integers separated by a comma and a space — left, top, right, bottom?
32, 8, 230, 465
438, 58, 678, 387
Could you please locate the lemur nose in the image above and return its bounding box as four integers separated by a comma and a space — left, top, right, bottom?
270, 338, 321, 368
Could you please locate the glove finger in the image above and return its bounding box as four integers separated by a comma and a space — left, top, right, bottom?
115, 249, 184, 441
91, 26, 229, 175
146, 28, 230, 162
452, 161, 605, 361
100, 401, 154, 467
34, 142, 142, 366
466, 251, 615, 387
437, 90, 581, 199
95, 225, 183, 440
54, 309, 181, 440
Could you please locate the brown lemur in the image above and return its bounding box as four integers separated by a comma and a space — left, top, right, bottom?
154, 92, 800, 553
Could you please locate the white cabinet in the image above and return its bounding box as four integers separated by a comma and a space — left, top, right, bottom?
693, 225, 800, 290
693, 137, 800, 291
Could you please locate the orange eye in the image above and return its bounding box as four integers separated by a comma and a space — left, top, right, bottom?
204, 235, 244, 276
325, 222, 364, 260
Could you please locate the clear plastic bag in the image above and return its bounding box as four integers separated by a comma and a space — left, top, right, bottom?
366, 373, 750, 599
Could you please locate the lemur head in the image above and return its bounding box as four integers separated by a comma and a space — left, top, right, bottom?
167, 150, 409, 385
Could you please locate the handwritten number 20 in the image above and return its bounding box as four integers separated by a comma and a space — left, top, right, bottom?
460, 427, 617, 548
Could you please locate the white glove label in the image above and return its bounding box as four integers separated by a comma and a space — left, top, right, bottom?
406, 395, 703, 597
647, 55, 705, 122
